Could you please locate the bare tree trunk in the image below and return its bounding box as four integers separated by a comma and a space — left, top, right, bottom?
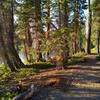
47, 0, 50, 36
62, 0, 69, 67
6, 0, 24, 68
0, 0, 25, 70
72, 0, 79, 54
97, 38, 99, 54
0, 3, 17, 71
45, 0, 51, 60
32, 0, 41, 62
85, 0, 92, 54
0, 26, 17, 71
24, 26, 33, 62
23, 39, 30, 62
58, 0, 62, 28
97, 32, 100, 54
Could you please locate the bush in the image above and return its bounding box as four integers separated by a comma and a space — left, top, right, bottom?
72, 51, 85, 58
0, 91, 18, 100
33, 62, 55, 70
69, 52, 85, 64
96, 54, 100, 60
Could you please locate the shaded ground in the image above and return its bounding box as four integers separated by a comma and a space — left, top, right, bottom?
17, 55, 100, 100
27, 55, 100, 100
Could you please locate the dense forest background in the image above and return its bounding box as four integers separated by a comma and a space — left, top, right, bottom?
0, 0, 100, 99
0, 0, 99, 71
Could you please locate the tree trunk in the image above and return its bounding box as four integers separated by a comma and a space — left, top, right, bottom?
62, 0, 69, 67
23, 39, 30, 62
6, 0, 24, 68
32, 0, 41, 62
58, 0, 62, 28
0, 5, 17, 71
85, 0, 92, 54
72, 0, 79, 53
97, 38, 99, 54
97, 32, 100, 54
24, 26, 33, 62
0, 29, 17, 71
0, 0, 24, 71
46, 0, 51, 60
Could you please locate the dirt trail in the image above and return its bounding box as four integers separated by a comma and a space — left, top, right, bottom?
23, 55, 100, 100
62, 55, 100, 100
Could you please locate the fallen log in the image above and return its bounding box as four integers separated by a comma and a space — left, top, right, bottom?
12, 84, 35, 100
12, 74, 73, 100
12, 78, 59, 100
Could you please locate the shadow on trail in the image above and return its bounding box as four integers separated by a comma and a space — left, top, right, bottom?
67, 67, 100, 71
30, 86, 100, 100
20, 55, 100, 100
68, 55, 100, 69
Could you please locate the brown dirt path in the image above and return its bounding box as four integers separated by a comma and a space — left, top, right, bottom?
19, 55, 100, 100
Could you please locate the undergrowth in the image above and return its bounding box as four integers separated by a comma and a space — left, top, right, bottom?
96, 54, 100, 60
0, 62, 54, 99
69, 52, 86, 65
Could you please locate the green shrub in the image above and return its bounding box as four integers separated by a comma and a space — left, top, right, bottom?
72, 51, 85, 58
96, 54, 100, 60
33, 62, 55, 70
69, 52, 85, 65
0, 91, 18, 100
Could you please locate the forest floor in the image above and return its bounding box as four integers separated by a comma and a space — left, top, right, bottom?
0, 54, 100, 100
17, 54, 100, 100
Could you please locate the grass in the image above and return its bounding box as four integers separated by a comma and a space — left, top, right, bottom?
68, 52, 86, 65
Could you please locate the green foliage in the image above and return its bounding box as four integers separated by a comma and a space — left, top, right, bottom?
92, 0, 100, 43
72, 51, 85, 58
69, 52, 85, 64
13, 68, 35, 81
43, 28, 71, 54
0, 91, 18, 100
91, 47, 97, 53
96, 54, 100, 60
33, 62, 54, 70
0, 64, 38, 99
0, 62, 55, 99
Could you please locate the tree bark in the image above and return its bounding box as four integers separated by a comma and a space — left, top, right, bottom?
97, 32, 100, 54
0, 0, 24, 71
32, 0, 41, 62
0, 3, 17, 71
0, 26, 17, 71
85, 0, 92, 54
97, 38, 99, 54
73, 0, 79, 53
58, 0, 62, 28
62, 0, 69, 67
6, 0, 24, 68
